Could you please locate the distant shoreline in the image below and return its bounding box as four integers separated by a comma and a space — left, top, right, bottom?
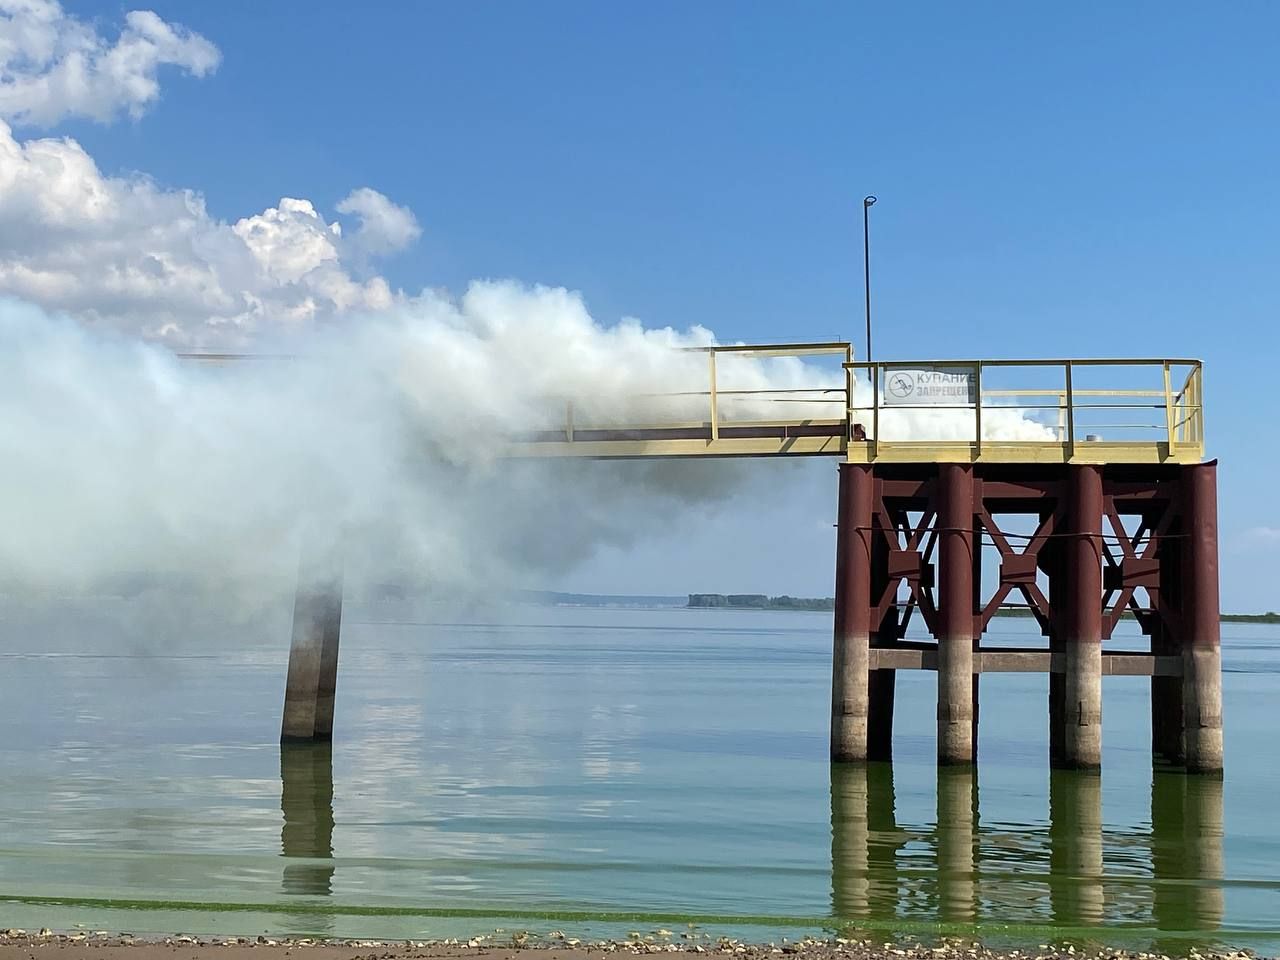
682, 593, 1278, 622
977, 605, 1279, 624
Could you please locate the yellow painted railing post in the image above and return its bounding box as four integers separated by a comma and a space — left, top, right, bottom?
708, 349, 719, 442
974, 361, 984, 458
871, 364, 880, 461
1065, 361, 1076, 460
1163, 362, 1176, 456
1196, 365, 1204, 447
1176, 380, 1186, 446
844, 357, 854, 443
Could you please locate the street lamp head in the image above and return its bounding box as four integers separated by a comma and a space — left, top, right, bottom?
863, 195, 877, 207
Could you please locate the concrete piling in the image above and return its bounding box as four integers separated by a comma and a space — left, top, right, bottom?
1181, 462, 1224, 775
971, 516, 982, 763
1063, 465, 1103, 770
282, 551, 344, 744
1043, 527, 1067, 767
313, 592, 342, 740
937, 464, 975, 766
832, 464, 874, 762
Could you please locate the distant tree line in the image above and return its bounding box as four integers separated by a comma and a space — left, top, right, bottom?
688, 595, 1276, 621
688, 594, 834, 611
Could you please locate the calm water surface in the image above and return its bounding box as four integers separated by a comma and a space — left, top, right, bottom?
0, 601, 1276, 949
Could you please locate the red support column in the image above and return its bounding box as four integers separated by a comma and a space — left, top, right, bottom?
1152, 521, 1185, 766
1041, 509, 1066, 766
1063, 465, 1103, 770
1181, 462, 1224, 774
971, 515, 982, 764
832, 464, 875, 762
868, 504, 896, 762
937, 464, 975, 766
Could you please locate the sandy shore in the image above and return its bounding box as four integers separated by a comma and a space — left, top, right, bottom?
0, 930, 1264, 960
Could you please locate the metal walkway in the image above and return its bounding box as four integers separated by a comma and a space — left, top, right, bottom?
509, 344, 1205, 464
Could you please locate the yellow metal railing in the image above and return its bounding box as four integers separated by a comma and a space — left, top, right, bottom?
844, 358, 1203, 464
526, 342, 853, 458
177, 347, 1204, 464
688, 341, 850, 442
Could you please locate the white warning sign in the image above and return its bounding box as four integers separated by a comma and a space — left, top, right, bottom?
882, 365, 977, 407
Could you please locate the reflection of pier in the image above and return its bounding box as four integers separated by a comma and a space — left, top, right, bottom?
830, 764, 1224, 932
280, 743, 336, 898
1048, 771, 1103, 925
830, 763, 903, 920
1151, 771, 1225, 935
936, 767, 977, 923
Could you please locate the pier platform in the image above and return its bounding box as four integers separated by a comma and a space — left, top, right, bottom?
261, 344, 1220, 775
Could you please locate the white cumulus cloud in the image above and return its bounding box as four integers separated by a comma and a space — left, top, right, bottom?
0, 3, 417, 345
0, 120, 409, 344
0, 0, 220, 127
336, 187, 421, 259
1241, 526, 1280, 545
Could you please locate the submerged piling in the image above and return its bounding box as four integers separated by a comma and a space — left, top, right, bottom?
281, 548, 344, 744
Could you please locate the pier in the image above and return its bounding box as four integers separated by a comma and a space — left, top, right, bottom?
274, 346, 1220, 775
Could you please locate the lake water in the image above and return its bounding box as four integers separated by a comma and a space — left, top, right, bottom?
0, 600, 1277, 950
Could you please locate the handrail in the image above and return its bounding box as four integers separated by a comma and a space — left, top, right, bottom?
503, 350, 1204, 463
843, 358, 1203, 463
682, 341, 853, 357
846, 357, 1201, 367
554, 342, 852, 448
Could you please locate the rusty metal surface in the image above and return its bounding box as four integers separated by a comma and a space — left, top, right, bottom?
832, 461, 1222, 658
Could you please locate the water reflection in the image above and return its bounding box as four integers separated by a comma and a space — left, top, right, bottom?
1151, 771, 1225, 936
830, 765, 1225, 936
936, 767, 978, 923
830, 762, 904, 920
280, 743, 335, 897
1049, 770, 1103, 925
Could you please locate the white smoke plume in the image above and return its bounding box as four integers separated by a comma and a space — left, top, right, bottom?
0, 287, 780, 602
0, 281, 1055, 609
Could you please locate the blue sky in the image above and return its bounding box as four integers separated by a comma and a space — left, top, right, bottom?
10, 2, 1280, 609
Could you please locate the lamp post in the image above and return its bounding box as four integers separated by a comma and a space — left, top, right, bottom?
862, 195, 877, 369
